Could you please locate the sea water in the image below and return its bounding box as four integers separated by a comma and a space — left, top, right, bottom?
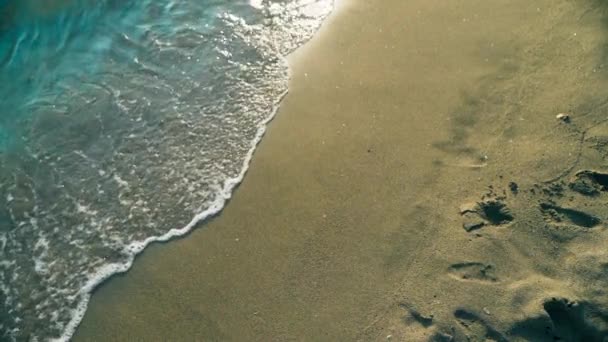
0, 0, 333, 340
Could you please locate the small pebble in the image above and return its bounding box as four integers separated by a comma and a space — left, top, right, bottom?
556, 113, 570, 123
509, 182, 519, 194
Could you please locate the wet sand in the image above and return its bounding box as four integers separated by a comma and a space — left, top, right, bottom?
75, 0, 608, 340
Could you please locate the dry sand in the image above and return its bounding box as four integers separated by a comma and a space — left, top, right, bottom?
75, 0, 608, 340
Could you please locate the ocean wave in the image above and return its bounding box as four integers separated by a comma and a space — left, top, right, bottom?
0, 0, 333, 340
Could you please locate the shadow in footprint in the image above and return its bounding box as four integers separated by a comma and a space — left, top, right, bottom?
448, 262, 498, 282
479, 200, 514, 225
398, 302, 434, 328
460, 199, 513, 232
509, 298, 608, 341
540, 203, 601, 228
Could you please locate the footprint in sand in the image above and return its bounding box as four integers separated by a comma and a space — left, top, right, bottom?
448, 262, 498, 283
540, 202, 601, 229
509, 298, 608, 341
569, 170, 608, 196
460, 199, 514, 232
398, 303, 434, 328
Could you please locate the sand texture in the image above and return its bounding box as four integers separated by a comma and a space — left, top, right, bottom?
75, 0, 608, 341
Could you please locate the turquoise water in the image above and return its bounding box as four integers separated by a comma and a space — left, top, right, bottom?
0, 0, 332, 340
0, 1, 120, 149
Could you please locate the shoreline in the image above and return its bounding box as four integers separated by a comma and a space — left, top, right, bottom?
52, 2, 338, 341
75, 0, 608, 340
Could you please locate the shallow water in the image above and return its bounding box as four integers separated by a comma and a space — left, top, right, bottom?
0, 0, 332, 340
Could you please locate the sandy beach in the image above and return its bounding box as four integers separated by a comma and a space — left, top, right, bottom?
74, 0, 608, 340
